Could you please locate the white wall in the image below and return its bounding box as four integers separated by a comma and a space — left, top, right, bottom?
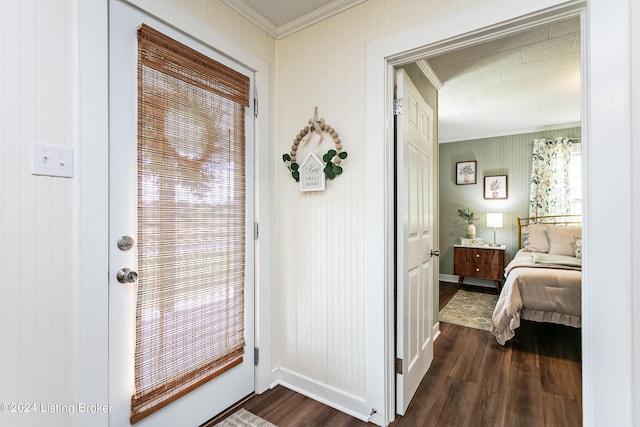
633, 0, 640, 421
583, 0, 635, 425
273, 1, 480, 422
0, 2, 77, 426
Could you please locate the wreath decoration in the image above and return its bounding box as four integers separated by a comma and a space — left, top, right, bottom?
282, 107, 348, 182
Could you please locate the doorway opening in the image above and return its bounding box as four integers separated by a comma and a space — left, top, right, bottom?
368, 3, 588, 425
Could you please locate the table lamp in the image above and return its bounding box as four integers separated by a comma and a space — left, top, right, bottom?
487, 213, 503, 247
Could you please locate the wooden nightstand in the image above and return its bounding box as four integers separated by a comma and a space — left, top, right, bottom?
453, 245, 506, 291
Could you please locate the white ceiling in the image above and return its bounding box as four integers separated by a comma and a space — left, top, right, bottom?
222, 1, 581, 143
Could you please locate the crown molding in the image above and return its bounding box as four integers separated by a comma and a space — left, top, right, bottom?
222, 0, 367, 39
416, 60, 444, 90
438, 121, 582, 144
221, 0, 278, 37
276, 0, 367, 38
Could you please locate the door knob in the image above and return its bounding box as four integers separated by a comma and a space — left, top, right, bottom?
117, 268, 138, 284
430, 249, 440, 257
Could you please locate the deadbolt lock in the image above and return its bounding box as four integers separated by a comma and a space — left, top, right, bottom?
117, 236, 135, 251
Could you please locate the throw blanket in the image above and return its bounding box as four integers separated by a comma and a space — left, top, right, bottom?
491, 250, 582, 345
530, 253, 582, 268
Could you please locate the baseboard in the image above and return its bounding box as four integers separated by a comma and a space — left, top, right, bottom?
432, 322, 441, 342
439, 274, 496, 289
273, 367, 370, 422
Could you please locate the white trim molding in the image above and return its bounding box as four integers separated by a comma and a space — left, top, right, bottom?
76, 1, 274, 423
632, 0, 640, 419
416, 60, 444, 90
438, 121, 583, 144
275, 368, 371, 422
220, 0, 277, 37
221, 0, 367, 39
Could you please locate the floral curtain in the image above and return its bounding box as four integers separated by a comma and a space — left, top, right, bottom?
529, 137, 573, 217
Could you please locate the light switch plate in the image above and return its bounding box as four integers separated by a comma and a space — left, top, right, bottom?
32, 142, 73, 178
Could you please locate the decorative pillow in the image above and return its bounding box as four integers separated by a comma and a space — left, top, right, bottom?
547, 226, 582, 257
574, 235, 582, 259
521, 224, 550, 252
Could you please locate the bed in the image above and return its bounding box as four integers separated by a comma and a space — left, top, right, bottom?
490, 215, 582, 345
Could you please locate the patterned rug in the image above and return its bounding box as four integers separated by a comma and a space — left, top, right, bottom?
214, 409, 277, 427
439, 289, 499, 331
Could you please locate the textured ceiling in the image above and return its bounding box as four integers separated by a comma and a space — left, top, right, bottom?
222, 1, 581, 143
427, 16, 581, 142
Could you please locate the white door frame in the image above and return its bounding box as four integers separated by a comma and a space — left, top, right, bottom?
107, 2, 261, 424
110, 0, 275, 398
74, 1, 273, 425
365, 1, 633, 426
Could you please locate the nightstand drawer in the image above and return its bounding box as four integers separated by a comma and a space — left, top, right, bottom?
454, 247, 503, 265
455, 262, 503, 280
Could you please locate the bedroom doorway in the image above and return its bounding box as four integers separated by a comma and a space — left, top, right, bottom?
425, 15, 582, 284
365, 3, 588, 425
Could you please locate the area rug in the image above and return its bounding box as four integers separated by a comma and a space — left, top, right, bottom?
214, 409, 277, 427
439, 290, 499, 331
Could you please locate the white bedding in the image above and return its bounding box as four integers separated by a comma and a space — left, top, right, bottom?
490, 250, 582, 345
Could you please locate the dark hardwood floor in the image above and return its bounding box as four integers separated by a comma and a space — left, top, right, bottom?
208, 282, 582, 427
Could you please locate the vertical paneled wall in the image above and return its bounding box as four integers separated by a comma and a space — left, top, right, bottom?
438, 127, 581, 279
0, 1, 75, 425
166, 0, 276, 60
273, 0, 471, 413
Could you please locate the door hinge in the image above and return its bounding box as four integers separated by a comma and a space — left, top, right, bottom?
254, 222, 259, 240
393, 98, 403, 115
254, 347, 259, 366
395, 357, 403, 374
254, 98, 259, 118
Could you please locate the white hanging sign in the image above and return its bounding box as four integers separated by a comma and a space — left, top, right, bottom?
299, 152, 326, 192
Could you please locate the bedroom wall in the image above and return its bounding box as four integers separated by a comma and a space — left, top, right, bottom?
438, 126, 581, 281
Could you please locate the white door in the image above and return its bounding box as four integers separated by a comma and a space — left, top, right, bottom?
395, 69, 435, 415
108, 1, 254, 426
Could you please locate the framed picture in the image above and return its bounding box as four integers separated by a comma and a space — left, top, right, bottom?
456, 161, 477, 185
484, 175, 508, 199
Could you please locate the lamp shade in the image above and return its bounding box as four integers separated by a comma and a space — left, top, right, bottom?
487, 213, 503, 228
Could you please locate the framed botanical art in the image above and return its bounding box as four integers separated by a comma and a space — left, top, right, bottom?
484, 175, 508, 199
456, 161, 477, 185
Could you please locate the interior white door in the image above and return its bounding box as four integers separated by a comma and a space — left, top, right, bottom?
395, 69, 435, 415
108, 1, 254, 426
